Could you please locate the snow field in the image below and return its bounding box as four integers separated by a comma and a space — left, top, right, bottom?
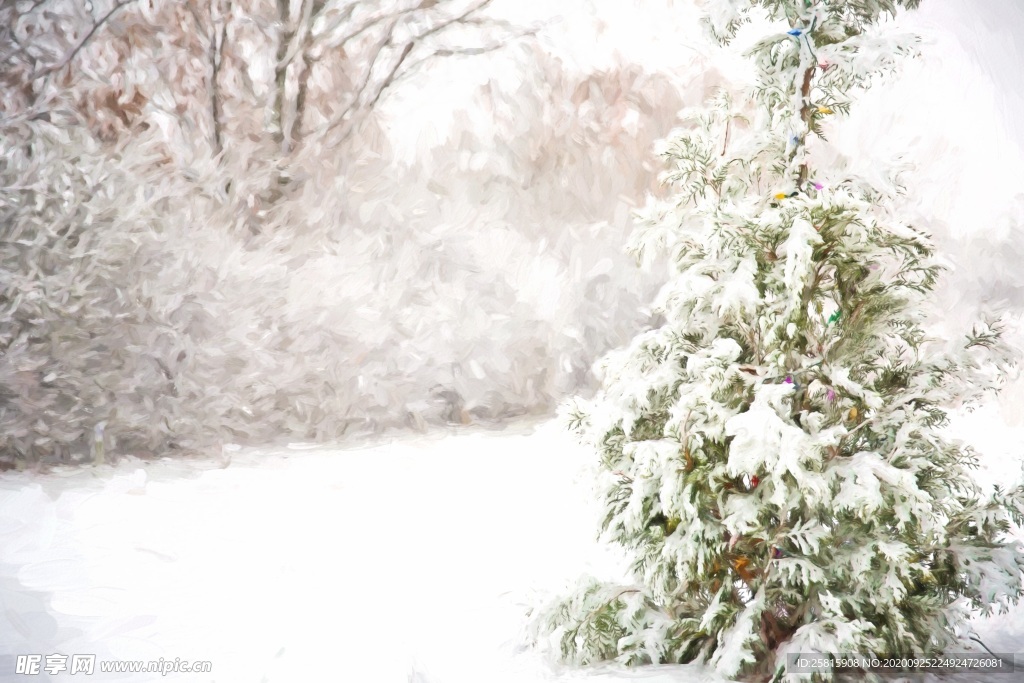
2, 408, 1022, 682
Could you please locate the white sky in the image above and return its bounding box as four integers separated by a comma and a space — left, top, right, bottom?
387, 0, 1024, 345
388, 0, 1024, 233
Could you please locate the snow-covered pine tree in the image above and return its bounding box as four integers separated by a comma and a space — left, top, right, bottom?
530, 0, 1024, 680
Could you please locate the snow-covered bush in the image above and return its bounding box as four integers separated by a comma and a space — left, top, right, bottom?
0, 1, 707, 465
530, 0, 1024, 679
328, 48, 702, 424
0, 116, 230, 460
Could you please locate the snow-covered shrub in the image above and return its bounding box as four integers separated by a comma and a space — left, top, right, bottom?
0, 117, 228, 460
324, 48, 705, 425
0, 1, 711, 464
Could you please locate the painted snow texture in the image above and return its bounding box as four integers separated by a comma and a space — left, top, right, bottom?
1, 0, 1024, 680
0, 414, 1021, 682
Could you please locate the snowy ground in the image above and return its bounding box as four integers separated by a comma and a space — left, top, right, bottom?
1, 406, 1022, 683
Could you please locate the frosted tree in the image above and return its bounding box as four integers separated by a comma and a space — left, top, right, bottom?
0, 1, 692, 465
530, 0, 1024, 679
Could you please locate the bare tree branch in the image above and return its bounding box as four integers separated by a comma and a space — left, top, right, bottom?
182, 0, 227, 156
411, 0, 494, 43
391, 22, 538, 90
357, 39, 412, 125
376, 0, 500, 91
315, 14, 399, 145
30, 0, 140, 80
293, 51, 314, 144
271, 0, 297, 152
1, 4, 58, 70
311, 3, 417, 58
315, 0, 497, 150
309, 3, 362, 52
210, 0, 230, 156
277, 0, 318, 151
279, 0, 315, 71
